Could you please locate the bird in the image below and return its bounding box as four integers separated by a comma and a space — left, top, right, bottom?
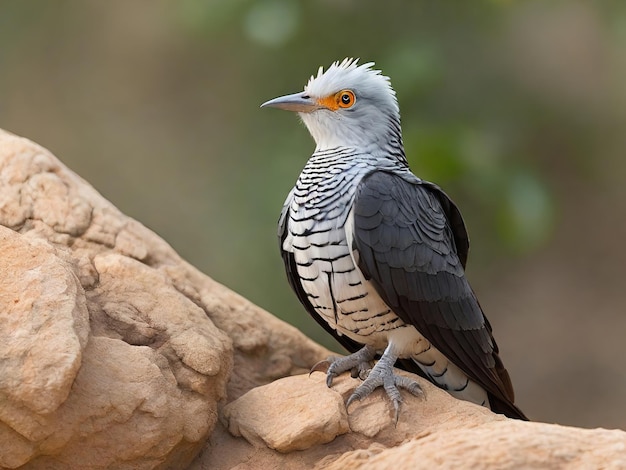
261, 58, 527, 421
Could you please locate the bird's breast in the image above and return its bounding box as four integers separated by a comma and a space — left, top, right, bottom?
283, 160, 404, 348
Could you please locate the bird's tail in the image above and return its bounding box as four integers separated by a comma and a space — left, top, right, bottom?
490, 394, 528, 420
396, 357, 529, 420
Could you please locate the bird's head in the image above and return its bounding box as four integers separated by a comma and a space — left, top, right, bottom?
261, 58, 402, 151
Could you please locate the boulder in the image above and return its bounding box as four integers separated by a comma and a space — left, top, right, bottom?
1, 128, 625, 469
0, 129, 327, 469
205, 372, 626, 470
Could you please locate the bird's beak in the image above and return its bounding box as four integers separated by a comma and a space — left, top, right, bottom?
260, 92, 319, 113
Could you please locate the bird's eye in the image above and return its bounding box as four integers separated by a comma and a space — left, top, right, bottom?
336, 90, 355, 108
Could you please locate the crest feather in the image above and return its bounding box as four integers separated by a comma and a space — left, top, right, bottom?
303, 58, 393, 100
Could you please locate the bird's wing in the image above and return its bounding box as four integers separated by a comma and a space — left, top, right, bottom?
278, 197, 364, 355
350, 170, 524, 417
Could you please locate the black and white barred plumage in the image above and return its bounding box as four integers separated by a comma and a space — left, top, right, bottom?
264, 58, 526, 420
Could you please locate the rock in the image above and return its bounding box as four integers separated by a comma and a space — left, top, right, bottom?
0, 129, 329, 469
222, 374, 350, 452
2, 127, 625, 469
203, 371, 626, 470
322, 421, 626, 470
0, 128, 232, 469
0, 228, 88, 418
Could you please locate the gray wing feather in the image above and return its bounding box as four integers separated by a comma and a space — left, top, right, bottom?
351, 170, 520, 412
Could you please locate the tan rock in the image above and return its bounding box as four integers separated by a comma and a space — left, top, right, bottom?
0, 228, 88, 417
0, 128, 233, 469
2, 127, 625, 470
222, 374, 350, 452
0, 129, 328, 469
322, 421, 626, 470
202, 370, 626, 470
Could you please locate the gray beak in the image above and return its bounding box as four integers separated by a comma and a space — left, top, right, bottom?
260, 92, 319, 113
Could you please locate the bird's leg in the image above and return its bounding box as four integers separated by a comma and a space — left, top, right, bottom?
310, 344, 376, 386
346, 345, 423, 423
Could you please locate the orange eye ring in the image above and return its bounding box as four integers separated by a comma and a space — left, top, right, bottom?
336, 90, 355, 108
316, 90, 356, 111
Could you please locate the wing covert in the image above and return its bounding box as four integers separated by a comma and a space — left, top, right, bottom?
350, 170, 516, 405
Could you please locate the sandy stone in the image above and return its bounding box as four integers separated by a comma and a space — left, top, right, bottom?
223, 374, 350, 452
0, 227, 88, 417
0, 129, 234, 469
322, 421, 626, 470
90, 252, 231, 379
26, 336, 211, 469
3, 127, 625, 470
0, 128, 331, 469
203, 371, 626, 470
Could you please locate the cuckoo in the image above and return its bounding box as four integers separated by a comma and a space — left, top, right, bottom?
262, 58, 527, 421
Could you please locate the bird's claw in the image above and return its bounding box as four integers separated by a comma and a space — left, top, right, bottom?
310, 358, 344, 387
309, 359, 331, 375
346, 368, 423, 424
309, 346, 376, 387
309, 346, 423, 423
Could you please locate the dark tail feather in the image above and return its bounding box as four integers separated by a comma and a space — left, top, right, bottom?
489, 394, 528, 420
397, 358, 528, 420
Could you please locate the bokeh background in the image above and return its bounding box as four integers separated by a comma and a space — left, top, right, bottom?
2, 0, 626, 428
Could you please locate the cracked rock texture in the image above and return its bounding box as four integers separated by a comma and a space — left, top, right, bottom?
206, 372, 626, 470
2, 128, 626, 470
0, 129, 327, 469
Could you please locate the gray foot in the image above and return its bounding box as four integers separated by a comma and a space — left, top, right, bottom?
310, 345, 376, 387
346, 349, 423, 423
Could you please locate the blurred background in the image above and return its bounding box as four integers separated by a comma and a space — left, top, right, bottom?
1, 0, 626, 428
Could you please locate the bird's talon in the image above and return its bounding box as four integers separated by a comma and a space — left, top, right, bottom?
408, 383, 424, 398
393, 400, 400, 426
326, 373, 337, 388
309, 359, 331, 376
345, 392, 361, 410
394, 375, 425, 398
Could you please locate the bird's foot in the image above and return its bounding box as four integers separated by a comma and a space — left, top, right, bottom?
346, 354, 423, 424
310, 345, 376, 387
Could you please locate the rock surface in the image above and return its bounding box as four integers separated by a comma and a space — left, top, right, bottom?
203, 372, 626, 470
0, 129, 328, 469
1, 128, 625, 470
222, 374, 350, 453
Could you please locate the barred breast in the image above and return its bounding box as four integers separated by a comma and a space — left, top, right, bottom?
282, 148, 401, 347
281, 147, 489, 406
